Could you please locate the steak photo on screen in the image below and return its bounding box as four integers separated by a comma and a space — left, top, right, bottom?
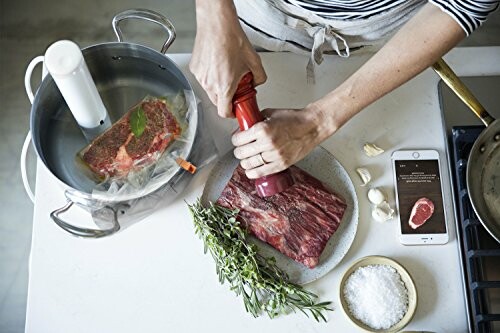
395, 160, 446, 234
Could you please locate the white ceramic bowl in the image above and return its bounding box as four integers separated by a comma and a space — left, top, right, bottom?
339, 255, 418, 332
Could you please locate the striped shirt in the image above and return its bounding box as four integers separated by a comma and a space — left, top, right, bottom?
286, 0, 500, 35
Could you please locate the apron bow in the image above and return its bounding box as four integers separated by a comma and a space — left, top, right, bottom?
306, 25, 350, 83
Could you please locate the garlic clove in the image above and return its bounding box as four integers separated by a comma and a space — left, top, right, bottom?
371, 201, 395, 222
356, 167, 372, 186
363, 143, 384, 157
367, 187, 386, 205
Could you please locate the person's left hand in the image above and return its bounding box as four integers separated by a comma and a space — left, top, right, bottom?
231, 106, 332, 179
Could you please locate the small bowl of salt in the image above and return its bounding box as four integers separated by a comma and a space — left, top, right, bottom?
339, 256, 417, 332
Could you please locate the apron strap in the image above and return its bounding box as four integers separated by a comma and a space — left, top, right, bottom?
306, 25, 350, 83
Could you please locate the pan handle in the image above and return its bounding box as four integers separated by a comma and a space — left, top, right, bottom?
432, 58, 495, 127
51, 201, 121, 238
112, 9, 176, 55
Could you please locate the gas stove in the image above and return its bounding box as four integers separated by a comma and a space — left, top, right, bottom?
450, 126, 500, 332
439, 76, 500, 333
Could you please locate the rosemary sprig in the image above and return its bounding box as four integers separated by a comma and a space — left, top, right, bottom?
188, 200, 332, 321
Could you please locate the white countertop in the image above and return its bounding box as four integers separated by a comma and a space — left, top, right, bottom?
25, 47, 500, 333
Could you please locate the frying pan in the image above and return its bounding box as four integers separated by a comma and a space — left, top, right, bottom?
433, 58, 500, 243
22, 9, 199, 237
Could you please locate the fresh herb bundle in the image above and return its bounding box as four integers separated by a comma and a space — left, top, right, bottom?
188, 200, 332, 321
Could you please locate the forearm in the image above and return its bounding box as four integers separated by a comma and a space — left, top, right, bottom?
311, 3, 466, 138
191, 0, 266, 117
195, 0, 241, 30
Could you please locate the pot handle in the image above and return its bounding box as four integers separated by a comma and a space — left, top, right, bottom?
50, 201, 121, 238
22, 56, 48, 204
25, 56, 48, 104
21, 131, 35, 203
112, 9, 176, 55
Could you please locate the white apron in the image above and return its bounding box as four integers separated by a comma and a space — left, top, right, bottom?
234, 0, 426, 81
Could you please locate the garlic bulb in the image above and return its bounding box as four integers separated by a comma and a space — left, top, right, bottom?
356, 167, 371, 186
367, 188, 386, 205
363, 143, 384, 157
371, 201, 395, 222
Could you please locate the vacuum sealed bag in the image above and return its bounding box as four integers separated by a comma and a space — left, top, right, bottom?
78, 95, 183, 180
75, 92, 201, 199
67, 90, 218, 233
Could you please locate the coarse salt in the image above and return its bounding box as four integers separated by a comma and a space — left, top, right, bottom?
343, 264, 409, 330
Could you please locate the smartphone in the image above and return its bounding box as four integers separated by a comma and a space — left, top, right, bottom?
391, 150, 449, 245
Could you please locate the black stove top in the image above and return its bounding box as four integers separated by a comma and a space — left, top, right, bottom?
450, 126, 500, 333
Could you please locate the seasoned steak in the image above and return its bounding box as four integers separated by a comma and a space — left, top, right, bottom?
216, 165, 347, 268
80, 98, 181, 178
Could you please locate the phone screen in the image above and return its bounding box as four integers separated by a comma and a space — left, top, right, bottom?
394, 159, 446, 234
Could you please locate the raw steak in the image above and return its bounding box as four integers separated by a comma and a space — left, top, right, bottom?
80, 98, 181, 178
216, 165, 347, 269
409, 197, 434, 229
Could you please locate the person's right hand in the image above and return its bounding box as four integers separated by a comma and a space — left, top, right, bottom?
190, 0, 267, 118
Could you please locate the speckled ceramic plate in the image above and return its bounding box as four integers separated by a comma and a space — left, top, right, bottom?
201, 146, 359, 285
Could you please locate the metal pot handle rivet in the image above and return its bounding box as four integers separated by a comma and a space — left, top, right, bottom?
50, 201, 121, 238
112, 8, 176, 55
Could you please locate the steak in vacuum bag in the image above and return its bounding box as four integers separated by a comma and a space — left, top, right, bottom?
216, 165, 347, 268
79, 97, 181, 179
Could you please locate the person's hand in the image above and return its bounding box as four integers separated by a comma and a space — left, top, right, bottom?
190, 0, 266, 118
231, 105, 335, 179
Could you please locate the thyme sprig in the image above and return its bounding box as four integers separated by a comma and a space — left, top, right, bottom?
188, 200, 332, 321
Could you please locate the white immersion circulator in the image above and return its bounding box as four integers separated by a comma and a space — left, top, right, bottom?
44, 40, 111, 141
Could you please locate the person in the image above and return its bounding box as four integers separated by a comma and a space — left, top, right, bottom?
189, 0, 498, 180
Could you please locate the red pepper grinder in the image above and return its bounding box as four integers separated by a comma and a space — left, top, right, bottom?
232, 72, 294, 197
